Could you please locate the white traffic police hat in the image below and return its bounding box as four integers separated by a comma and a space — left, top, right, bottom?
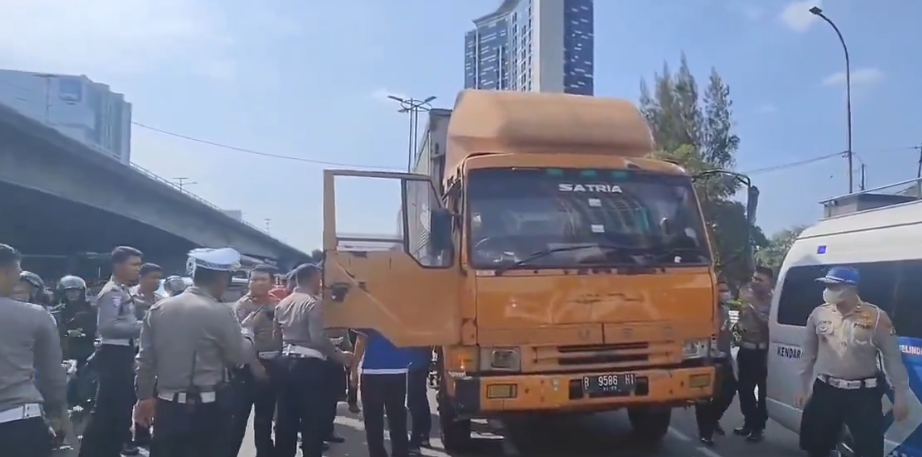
186, 247, 242, 275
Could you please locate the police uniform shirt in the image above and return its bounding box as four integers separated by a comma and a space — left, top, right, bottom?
234, 294, 281, 355
131, 290, 164, 320
798, 301, 910, 395
274, 292, 340, 359
97, 278, 141, 344
0, 296, 67, 415
327, 328, 353, 352
738, 294, 771, 345
136, 286, 253, 400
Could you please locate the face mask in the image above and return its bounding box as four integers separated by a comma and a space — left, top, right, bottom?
823, 288, 845, 304
718, 292, 731, 303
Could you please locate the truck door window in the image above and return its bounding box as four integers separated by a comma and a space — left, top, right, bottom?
777, 262, 898, 326
466, 168, 709, 269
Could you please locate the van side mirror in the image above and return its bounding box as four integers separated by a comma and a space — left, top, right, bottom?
746, 186, 760, 226
430, 208, 454, 252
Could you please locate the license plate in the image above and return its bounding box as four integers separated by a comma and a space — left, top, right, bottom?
583, 373, 636, 396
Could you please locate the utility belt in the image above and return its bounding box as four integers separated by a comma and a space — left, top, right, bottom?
817, 374, 878, 390
157, 390, 218, 404
739, 341, 768, 350
98, 338, 134, 347
282, 344, 325, 360
0, 403, 42, 424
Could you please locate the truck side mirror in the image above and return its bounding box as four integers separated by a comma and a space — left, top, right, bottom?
430, 208, 454, 252
746, 186, 760, 226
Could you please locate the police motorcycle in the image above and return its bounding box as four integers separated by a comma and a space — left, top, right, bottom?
55, 276, 98, 445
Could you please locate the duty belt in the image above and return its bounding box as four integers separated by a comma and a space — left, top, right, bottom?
0, 403, 42, 424
158, 391, 218, 404
818, 374, 878, 390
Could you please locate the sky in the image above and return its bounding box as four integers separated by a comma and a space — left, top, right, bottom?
0, 0, 920, 252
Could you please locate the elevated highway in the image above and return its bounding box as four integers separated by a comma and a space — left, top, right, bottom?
0, 103, 309, 271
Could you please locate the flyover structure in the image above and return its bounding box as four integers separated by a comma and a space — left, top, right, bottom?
0, 103, 309, 272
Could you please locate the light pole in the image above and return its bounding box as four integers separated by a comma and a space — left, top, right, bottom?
809, 6, 854, 193
173, 177, 196, 192
387, 95, 436, 172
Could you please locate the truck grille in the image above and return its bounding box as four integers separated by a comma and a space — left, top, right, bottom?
556, 343, 650, 366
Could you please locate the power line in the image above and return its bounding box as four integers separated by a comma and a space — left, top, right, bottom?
3, 77, 920, 176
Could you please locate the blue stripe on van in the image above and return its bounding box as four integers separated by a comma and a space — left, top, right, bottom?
886, 337, 922, 457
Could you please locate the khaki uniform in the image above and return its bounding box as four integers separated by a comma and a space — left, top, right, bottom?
96, 279, 141, 345
738, 295, 771, 348
799, 301, 909, 394
233, 294, 281, 357
131, 291, 164, 320
136, 286, 254, 400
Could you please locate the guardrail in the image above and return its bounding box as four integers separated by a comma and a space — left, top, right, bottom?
129, 162, 269, 235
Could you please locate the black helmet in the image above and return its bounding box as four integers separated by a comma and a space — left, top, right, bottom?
19, 271, 44, 290
59, 275, 87, 290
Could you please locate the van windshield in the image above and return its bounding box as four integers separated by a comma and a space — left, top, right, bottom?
467, 168, 710, 270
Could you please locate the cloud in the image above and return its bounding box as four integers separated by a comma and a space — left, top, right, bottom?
779, 0, 820, 32
821, 67, 884, 87
756, 103, 778, 114
0, 0, 235, 79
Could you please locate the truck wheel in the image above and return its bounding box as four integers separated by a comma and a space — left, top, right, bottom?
627, 407, 671, 443
437, 382, 472, 451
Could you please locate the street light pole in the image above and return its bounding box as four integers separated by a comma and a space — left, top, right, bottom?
809, 6, 854, 193
387, 95, 436, 172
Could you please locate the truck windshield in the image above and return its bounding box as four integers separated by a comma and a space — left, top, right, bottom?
467, 168, 711, 269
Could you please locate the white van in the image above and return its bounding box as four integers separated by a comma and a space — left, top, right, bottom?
767, 194, 922, 456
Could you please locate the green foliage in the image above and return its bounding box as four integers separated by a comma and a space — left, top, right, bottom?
755, 225, 808, 273
639, 53, 766, 286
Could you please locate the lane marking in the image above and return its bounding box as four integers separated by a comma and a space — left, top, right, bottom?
669, 426, 728, 457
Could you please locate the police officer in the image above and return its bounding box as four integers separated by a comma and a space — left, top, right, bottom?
127, 263, 164, 450
57, 276, 97, 408
797, 266, 909, 457
228, 264, 280, 457
135, 248, 259, 457
274, 264, 353, 457
322, 328, 352, 446
695, 280, 737, 445
0, 243, 68, 457
734, 266, 773, 442
78, 246, 144, 457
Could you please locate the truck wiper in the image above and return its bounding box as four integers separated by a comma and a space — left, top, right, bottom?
641, 246, 710, 264
494, 244, 624, 275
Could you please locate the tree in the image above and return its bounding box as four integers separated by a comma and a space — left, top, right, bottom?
639, 54, 767, 285
755, 225, 808, 273
310, 249, 324, 264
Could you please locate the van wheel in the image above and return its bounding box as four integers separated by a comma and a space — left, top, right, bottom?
627, 407, 671, 444
438, 378, 472, 451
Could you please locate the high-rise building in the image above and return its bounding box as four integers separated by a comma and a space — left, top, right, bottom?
0, 70, 132, 164
464, 0, 594, 96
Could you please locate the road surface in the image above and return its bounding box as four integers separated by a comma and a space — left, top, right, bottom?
227, 388, 802, 457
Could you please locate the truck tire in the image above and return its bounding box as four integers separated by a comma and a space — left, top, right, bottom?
437, 379, 472, 451
627, 407, 671, 443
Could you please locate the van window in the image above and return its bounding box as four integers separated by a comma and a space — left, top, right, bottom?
892, 259, 922, 339
776, 262, 898, 326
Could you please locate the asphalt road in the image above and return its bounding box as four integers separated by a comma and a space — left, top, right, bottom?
227, 388, 803, 457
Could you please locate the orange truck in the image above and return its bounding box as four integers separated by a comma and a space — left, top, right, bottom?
321, 90, 759, 449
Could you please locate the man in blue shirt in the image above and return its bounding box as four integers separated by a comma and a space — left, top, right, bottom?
351, 329, 410, 457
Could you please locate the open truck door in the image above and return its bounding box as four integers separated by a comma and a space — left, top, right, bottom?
321, 169, 461, 347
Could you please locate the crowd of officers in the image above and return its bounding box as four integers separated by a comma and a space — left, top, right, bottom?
0, 243, 434, 457
696, 265, 910, 457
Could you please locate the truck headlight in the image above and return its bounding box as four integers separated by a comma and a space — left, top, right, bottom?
479, 347, 521, 372
683, 339, 710, 359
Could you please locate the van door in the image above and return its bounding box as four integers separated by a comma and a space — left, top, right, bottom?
887, 259, 922, 457
321, 170, 461, 347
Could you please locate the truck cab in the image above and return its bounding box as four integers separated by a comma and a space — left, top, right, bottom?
321, 90, 759, 449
